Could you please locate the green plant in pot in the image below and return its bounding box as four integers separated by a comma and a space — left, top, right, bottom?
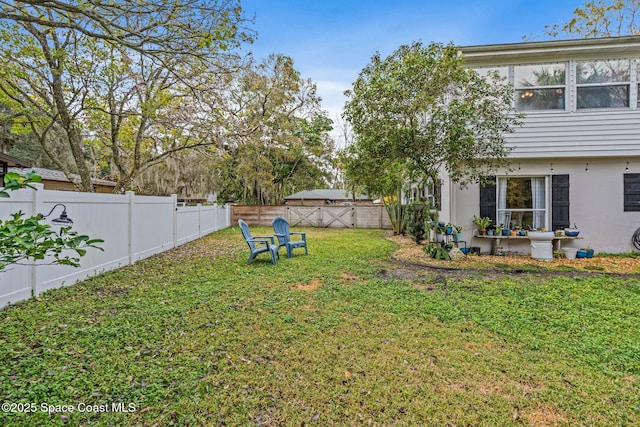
472, 215, 492, 235
453, 224, 463, 242
434, 223, 446, 243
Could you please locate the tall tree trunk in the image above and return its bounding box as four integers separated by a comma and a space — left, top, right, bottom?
31, 23, 95, 192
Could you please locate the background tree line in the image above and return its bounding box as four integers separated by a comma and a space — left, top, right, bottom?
1, 0, 635, 206
0, 0, 334, 204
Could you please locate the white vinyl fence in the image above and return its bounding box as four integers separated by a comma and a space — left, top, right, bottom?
0, 184, 230, 308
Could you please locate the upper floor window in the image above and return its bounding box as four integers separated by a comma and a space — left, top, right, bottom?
514, 63, 566, 111
576, 59, 630, 109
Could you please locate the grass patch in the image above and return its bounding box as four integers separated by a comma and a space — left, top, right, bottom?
0, 227, 638, 426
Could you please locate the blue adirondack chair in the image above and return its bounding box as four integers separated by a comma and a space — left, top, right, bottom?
238, 219, 279, 265
272, 216, 308, 258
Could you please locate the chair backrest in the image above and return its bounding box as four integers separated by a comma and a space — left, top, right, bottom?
271, 216, 290, 245
238, 219, 257, 251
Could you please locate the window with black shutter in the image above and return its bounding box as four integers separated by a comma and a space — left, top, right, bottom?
479, 176, 496, 224
551, 174, 570, 230
624, 173, 640, 211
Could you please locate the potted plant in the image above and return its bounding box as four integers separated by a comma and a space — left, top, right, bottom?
445, 223, 454, 235
583, 245, 594, 258
434, 223, 446, 243
564, 223, 580, 237
453, 225, 463, 242
472, 215, 492, 235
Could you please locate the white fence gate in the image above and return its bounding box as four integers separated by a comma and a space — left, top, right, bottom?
0, 184, 230, 308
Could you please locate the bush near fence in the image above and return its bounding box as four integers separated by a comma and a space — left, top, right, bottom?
0, 184, 230, 308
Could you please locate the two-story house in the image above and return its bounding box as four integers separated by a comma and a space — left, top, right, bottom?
437, 35, 640, 254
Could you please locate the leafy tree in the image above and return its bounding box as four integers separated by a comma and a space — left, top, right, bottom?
0, 0, 253, 192
342, 42, 520, 197
545, 0, 640, 38
81, 45, 241, 193
133, 148, 219, 200
0, 0, 253, 65
212, 55, 335, 205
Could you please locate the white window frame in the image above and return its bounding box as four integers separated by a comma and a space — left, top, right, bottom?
496, 175, 549, 230
575, 58, 631, 110
513, 62, 568, 112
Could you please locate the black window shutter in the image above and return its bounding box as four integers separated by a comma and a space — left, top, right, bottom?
552, 174, 570, 230
479, 176, 496, 224
624, 173, 640, 211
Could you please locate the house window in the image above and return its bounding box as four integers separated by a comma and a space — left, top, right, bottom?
576, 59, 630, 109
624, 173, 640, 212
409, 179, 441, 210
496, 176, 547, 229
636, 61, 640, 109
514, 63, 566, 111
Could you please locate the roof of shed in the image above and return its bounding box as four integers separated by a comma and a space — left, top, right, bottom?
9, 167, 117, 187
0, 153, 31, 167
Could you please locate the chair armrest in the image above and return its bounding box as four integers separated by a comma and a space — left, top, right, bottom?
246, 238, 270, 246
252, 235, 275, 244
291, 232, 306, 241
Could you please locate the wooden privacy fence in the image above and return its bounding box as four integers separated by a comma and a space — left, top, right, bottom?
232, 205, 392, 229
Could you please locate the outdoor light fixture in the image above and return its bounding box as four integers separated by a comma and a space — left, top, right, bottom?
585, 163, 589, 173
38, 203, 74, 225
626, 162, 630, 172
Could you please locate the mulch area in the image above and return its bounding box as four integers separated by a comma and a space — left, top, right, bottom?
386, 233, 640, 276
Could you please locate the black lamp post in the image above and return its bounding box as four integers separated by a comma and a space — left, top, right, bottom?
38, 203, 74, 225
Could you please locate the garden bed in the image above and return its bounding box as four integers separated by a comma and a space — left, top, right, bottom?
387, 234, 640, 275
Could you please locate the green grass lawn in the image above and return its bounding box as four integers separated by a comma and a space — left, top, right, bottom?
1, 227, 639, 426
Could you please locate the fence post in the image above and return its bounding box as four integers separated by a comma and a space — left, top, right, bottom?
352, 207, 356, 228
125, 191, 135, 264
30, 184, 45, 297
172, 194, 178, 248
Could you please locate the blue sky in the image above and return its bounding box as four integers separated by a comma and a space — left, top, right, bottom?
240, 0, 585, 142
